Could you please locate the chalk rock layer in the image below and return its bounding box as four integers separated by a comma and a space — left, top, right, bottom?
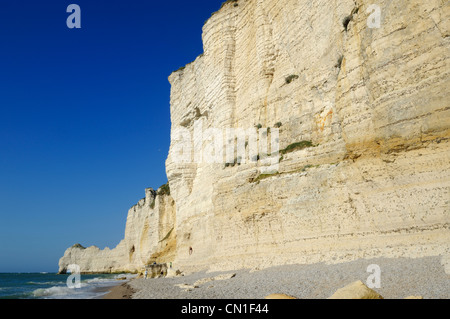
166, 0, 450, 272
58, 188, 176, 274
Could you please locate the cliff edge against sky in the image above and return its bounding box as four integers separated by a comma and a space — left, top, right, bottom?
59, 0, 450, 274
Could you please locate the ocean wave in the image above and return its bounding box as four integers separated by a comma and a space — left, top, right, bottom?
26, 281, 62, 286
29, 274, 137, 299
85, 274, 136, 284
32, 283, 89, 299
32, 286, 72, 298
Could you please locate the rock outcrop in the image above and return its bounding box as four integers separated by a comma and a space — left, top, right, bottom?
328, 281, 384, 299
58, 187, 176, 274
59, 0, 450, 274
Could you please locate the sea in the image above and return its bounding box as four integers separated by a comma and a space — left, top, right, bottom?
0, 273, 136, 299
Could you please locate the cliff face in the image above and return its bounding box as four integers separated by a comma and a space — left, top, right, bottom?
166, 0, 450, 271
59, 0, 449, 274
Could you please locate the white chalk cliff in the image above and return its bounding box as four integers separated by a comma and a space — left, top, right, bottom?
59, 0, 450, 274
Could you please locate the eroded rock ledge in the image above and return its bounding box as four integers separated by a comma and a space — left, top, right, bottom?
59, 0, 450, 274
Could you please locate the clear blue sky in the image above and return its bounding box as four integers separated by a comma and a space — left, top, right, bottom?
0, 0, 224, 273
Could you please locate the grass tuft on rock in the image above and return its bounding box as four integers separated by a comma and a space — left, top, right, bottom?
157, 183, 171, 196
280, 141, 315, 155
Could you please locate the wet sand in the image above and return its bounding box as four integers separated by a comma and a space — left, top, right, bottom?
101, 282, 135, 299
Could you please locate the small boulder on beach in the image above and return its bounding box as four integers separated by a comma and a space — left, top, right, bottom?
265, 294, 297, 299
328, 281, 384, 299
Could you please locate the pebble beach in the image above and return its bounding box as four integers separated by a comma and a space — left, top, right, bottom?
104, 256, 449, 299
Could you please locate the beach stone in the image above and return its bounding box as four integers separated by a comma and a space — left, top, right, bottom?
404, 296, 424, 299
214, 273, 236, 281
175, 284, 199, 291
265, 294, 297, 300
328, 281, 384, 299
166, 268, 183, 278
